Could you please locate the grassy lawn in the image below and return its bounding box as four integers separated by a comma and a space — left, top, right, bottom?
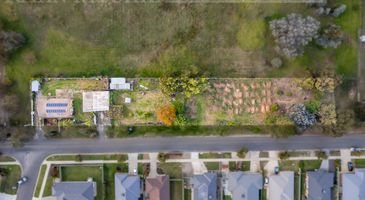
41, 79, 107, 96
34, 164, 47, 198
0, 165, 21, 194
47, 154, 127, 162
229, 161, 250, 171
157, 163, 182, 179
199, 152, 231, 159
60, 165, 103, 200
224, 195, 233, 200
43, 126, 98, 138
353, 159, 365, 168
279, 160, 322, 172
103, 163, 128, 200
204, 162, 220, 171
170, 180, 183, 200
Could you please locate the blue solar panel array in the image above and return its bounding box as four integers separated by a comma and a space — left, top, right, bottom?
46, 109, 66, 113
46, 103, 68, 107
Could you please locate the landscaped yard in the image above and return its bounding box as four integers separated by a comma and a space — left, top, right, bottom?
0, 165, 21, 194
41, 79, 108, 96
34, 164, 47, 198
353, 159, 365, 168
204, 162, 220, 171
60, 165, 103, 200
279, 160, 322, 171
170, 180, 183, 200
103, 163, 128, 200
229, 161, 250, 171
199, 152, 231, 159
47, 154, 127, 162
157, 163, 182, 179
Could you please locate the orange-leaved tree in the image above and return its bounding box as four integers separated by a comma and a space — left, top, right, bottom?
156, 105, 176, 126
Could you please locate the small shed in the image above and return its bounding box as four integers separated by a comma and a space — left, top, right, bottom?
31, 80, 40, 92
109, 78, 131, 90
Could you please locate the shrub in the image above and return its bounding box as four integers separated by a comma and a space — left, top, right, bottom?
158, 153, 168, 163
288, 104, 317, 130
316, 24, 343, 48
75, 154, 83, 162
270, 57, 283, 68
301, 78, 315, 90
237, 148, 248, 158
156, 105, 177, 126
304, 100, 321, 113
318, 104, 336, 126
269, 13, 320, 58
270, 103, 280, 112
279, 151, 290, 160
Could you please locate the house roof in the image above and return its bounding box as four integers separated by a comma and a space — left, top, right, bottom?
342, 168, 365, 200
31, 80, 40, 92
307, 170, 334, 200
227, 172, 263, 200
82, 91, 109, 112
115, 173, 141, 200
268, 171, 294, 200
191, 172, 217, 200
145, 175, 170, 200
52, 182, 94, 200
110, 78, 131, 90
37, 97, 73, 119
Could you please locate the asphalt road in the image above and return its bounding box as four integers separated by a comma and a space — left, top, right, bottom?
2, 134, 365, 200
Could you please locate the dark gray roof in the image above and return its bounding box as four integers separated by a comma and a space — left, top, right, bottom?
307, 170, 334, 200
191, 172, 217, 200
52, 182, 94, 200
227, 172, 263, 200
114, 173, 141, 200
342, 169, 365, 200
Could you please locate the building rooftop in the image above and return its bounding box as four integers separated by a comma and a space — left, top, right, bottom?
342, 168, 365, 200
306, 170, 334, 200
268, 171, 294, 200
31, 80, 40, 92
227, 172, 263, 200
191, 172, 217, 200
115, 173, 141, 200
52, 182, 94, 200
145, 175, 170, 200
37, 97, 73, 119
110, 78, 131, 90
82, 91, 109, 112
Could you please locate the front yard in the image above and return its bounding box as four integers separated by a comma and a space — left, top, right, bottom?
0, 165, 21, 195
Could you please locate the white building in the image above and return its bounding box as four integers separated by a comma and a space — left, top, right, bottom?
82, 91, 109, 112
109, 78, 131, 90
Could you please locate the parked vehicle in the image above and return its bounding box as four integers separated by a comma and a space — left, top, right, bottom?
361, 35, 365, 42
274, 166, 280, 174
351, 147, 360, 151
264, 177, 269, 185
17, 176, 28, 186
348, 162, 354, 172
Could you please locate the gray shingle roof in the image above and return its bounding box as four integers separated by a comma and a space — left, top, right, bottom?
52, 182, 94, 200
115, 173, 141, 200
191, 172, 217, 200
268, 171, 294, 200
227, 172, 263, 200
306, 170, 334, 200
342, 168, 365, 200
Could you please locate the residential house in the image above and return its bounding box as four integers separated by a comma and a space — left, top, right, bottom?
342, 168, 365, 200
268, 171, 294, 200
37, 97, 73, 119
145, 175, 170, 200
227, 172, 263, 200
191, 172, 217, 200
306, 170, 334, 200
52, 181, 95, 200
115, 173, 141, 200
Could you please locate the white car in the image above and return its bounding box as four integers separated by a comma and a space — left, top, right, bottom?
361, 35, 365, 42
17, 176, 28, 186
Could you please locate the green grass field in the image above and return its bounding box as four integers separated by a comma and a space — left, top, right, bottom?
158, 163, 182, 179
0, 165, 21, 194
0, 1, 360, 124
34, 165, 47, 198
170, 180, 183, 200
